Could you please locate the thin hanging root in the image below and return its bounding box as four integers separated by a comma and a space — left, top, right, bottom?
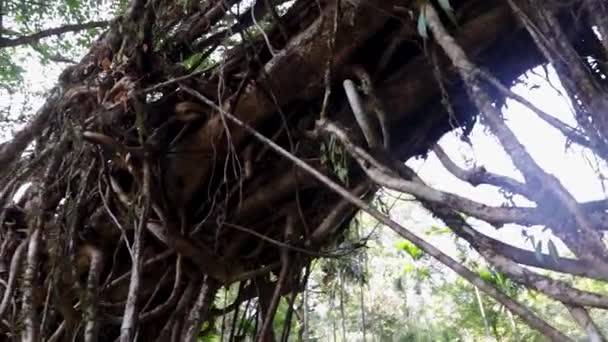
228, 282, 246, 342
351, 66, 390, 149
22, 229, 41, 342
343, 65, 390, 149
154, 280, 197, 342
83, 245, 104, 342
0, 239, 27, 318
47, 321, 65, 342
343, 79, 382, 148
120, 161, 151, 342
181, 277, 219, 342
257, 247, 290, 342
140, 256, 183, 322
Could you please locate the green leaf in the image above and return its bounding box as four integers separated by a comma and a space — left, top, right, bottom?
0, 52, 25, 90
65, 0, 79, 11
534, 241, 543, 263
547, 239, 560, 264
425, 225, 451, 236
198, 332, 221, 342
495, 271, 505, 287
403, 262, 415, 274
396, 240, 424, 260
477, 267, 493, 283
416, 266, 431, 279
417, 12, 428, 39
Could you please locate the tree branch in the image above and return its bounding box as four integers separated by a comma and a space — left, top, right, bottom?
477, 69, 600, 157
0, 20, 109, 48
482, 249, 608, 309
183, 87, 573, 342
566, 305, 607, 342
424, 2, 608, 270
0, 88, 59, 172
318, 120, 572, 228
405, 176, 608, 281
433, 143, 531, 197
488, 239, 608, 281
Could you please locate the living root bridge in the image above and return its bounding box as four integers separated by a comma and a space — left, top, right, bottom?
0, 0, 606, 341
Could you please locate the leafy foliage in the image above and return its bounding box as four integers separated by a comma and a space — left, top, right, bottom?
321, 136, 351, 185
0, 0, 119, 88
0, 50, 24, 90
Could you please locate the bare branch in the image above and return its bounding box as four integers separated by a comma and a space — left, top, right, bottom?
424, 2, 608, 270
406, 176, 608, 281
319, 120, 566, 228
184, 87, 573, 342
433, 144, 530, 196
486, 239, 608, 281
483, 251, 608, 309
0, 89, 59, 172
0, 21, 109, 48
323, 118, 608, 294
477, 70, 598, 155
566, 305, 606, 342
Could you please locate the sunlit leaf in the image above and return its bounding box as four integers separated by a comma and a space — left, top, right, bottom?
425, 225, 451, 236
403, 262, 415, 274
396, 240, 424, 260
477, 267, 493, 283
416, 266, 431, 279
